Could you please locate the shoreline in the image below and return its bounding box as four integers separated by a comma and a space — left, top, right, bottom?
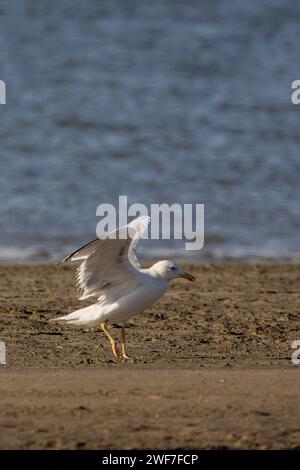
1, 257, 300, 265
0, 262, 299, 449
0, 262, 299, 368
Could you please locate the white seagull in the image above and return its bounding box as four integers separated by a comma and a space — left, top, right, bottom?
50, 216, 195, 360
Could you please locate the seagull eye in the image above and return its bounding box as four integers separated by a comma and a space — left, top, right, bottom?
170, 266, 176, 271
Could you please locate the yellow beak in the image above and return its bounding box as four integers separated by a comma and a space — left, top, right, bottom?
182, 271, 195, 281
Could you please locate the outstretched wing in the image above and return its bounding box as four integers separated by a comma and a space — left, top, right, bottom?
61, 216, 150, 301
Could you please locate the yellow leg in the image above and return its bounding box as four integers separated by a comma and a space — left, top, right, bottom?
121, 327, 129, 359
100, 322, 122, 360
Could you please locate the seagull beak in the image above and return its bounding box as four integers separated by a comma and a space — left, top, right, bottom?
182, 271, 195, 281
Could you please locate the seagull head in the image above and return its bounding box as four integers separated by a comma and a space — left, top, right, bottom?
151, 260, 195, 282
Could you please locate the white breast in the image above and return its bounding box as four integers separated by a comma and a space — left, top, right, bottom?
104, 275, 168, 324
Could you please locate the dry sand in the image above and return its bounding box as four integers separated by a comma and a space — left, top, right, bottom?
0, 263, 299, 449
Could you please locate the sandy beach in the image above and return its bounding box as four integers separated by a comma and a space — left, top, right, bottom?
0, 262, 299, 449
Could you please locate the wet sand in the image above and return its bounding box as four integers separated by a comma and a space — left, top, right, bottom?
0, 263, 299, 449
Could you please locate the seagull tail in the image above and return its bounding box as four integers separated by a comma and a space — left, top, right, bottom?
49, 303, 103, 327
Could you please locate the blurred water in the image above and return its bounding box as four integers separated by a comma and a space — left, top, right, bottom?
0, 0, 300, 262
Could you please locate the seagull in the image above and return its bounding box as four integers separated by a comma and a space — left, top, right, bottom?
50, 216, 195, 360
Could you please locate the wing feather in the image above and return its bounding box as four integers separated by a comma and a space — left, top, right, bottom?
61, 215, 150, 302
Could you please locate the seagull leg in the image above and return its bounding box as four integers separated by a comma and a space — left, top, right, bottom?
100, 322, 122, 360
121, 325, 130, 359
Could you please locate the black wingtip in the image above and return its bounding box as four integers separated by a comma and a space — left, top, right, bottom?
57, 258, 68, 266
